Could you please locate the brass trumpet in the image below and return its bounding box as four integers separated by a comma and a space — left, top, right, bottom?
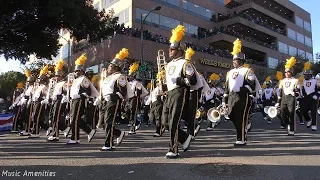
207, 104, 228, 123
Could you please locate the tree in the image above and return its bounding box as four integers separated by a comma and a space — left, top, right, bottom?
0, 71, 26, 104
0, 0, 119, 63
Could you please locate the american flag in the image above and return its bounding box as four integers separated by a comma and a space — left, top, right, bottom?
0, 113, 14, 132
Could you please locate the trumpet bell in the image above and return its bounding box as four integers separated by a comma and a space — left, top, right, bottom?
267, 106, 278, 119
207, 108, 220, 123
195, 110, 201, 119
264, 106, 270, 114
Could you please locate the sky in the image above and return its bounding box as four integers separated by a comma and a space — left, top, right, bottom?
0, 0, 319, 73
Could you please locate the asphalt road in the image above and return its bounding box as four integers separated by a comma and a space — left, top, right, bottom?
1, 113, 320, 180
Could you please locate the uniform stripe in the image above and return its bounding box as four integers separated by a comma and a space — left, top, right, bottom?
74, 99, 82, 140
35, 103, 43, 134
27, 105, 33, 134
56, 101, 63, 137
13, 107, 21, 131
173, 88, 187, 153
110, 100, 120, 147
241, 94, 249, 141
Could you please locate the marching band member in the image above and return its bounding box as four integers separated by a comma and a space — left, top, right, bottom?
19, 70, 35, 136
261, 76, 275, 124
127, 62, 148, 134
275, 71, 285, 128
148, 80, 164, 137
193, 72, 210, 136
29, 65, 49, 138
223, 39, 260, 146
66, 54, 98, 144
300, 62, 320, 131
184, 48, 203, 138
10, 82, 24, 132
163, 25, 195, 158
47, 60, 68, 141
205, 73, 220, 131
96, 48, 133, 151
276, 57, 299, 135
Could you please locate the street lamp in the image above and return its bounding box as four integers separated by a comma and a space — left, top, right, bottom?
42, 30, 72, 73
140, 6, 161, 72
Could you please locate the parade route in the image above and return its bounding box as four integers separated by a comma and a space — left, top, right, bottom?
1, 115, 320, 180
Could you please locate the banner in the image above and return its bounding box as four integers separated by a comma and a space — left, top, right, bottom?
0, 113, 14, 132
199, 58, 232, 69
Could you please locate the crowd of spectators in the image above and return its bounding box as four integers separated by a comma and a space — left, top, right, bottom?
73, 24, 267, 67
198, 26, 277, 51
217, 11, 286, 35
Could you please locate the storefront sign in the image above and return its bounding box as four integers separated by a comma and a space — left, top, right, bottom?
199, 58, 232, 69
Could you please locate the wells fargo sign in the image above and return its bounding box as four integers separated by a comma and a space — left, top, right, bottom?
199, 58, 232, 69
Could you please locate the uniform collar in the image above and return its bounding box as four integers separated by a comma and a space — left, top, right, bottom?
172, 56, 184, 62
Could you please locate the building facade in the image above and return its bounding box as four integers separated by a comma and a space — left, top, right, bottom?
62, 0, 313, 79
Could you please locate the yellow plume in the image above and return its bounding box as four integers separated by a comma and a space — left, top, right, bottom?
298, 75, 304, 84
129, 62, 139, 74
169, 25, 185, 44
115, 48, 129, 60
91, 75, 98, 84
262, 83, 267, 89
265, 76, 271, 82
55, 60, 64, 72
147, 82, 151, 89
17, 82, 24, 89
75, 53, 87, 66
303, 61, 312, 71
185, 47, 195, 60
285, 56, 296, 69
243, 63, 250, 68
276, 71, 283, 80
25, 69, 31, 77
209, 73, 220, 81
231, 38, 242, 55
40, 65, 49, 75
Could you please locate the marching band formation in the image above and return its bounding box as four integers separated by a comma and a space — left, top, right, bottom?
9, 25, 320, 159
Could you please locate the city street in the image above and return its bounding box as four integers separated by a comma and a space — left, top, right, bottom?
1, 114, 320, 180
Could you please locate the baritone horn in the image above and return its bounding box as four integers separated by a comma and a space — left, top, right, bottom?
207, 104, 228, 123
195, 107, 205, 119
267, 106, 279, 119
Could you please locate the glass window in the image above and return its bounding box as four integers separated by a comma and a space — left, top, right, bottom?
296, 32, 304, 44
298, 49, 305, 58
117, 8, 130, 24
278, 42, 288, 54
306, 52, 313, 60
183, 22, 198, 35
267, 57, 279, 69
295, 16, 303, 27
305, 36, 312, 47
304, 21, 311, 31
287, 28, 296, 40
102, 0, 119, 9
168, 0, 179, 6
182, 1, 214, 20
288, 46, 297, 56
159, 16, 179, 29
136, 8, 148, 20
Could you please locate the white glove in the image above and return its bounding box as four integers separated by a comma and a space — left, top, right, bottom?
313, 95, 318, 100
9, 105, 14, 110
221, 102, 226, 108
41, 99, 49, 105
93, 97, 101, 106
61, 96, 69, 104
210, 99, 215, 103
27, 99, 32, 106
275, 103, 279, 108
